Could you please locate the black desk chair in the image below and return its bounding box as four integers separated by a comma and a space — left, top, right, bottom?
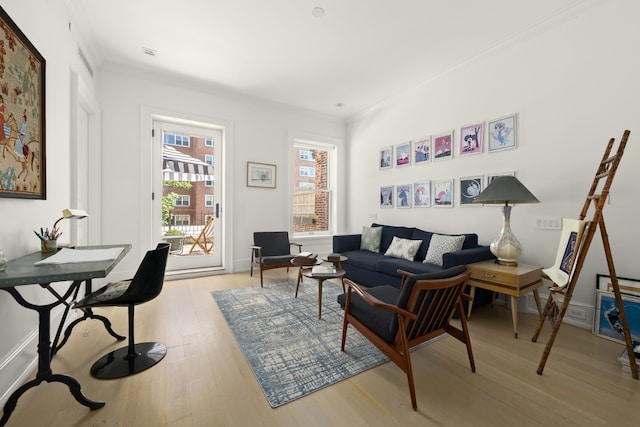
73, 243, 170, 379
338, 265, 474, 410
250, 231, 302, 287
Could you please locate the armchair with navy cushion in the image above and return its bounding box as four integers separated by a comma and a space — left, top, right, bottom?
250, 231, 302, 287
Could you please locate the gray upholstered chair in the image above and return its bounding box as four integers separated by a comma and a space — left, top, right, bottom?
338, 265, 475, 410
250, 231, 302, 286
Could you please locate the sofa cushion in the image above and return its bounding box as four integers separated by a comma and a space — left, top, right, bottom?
372, 223, 416, 253
360, 225, 382, 253
342, 250, 388, 270
383, 236, 423, 261
337, 285, 399, 344
375, 257, 443, 277
411, 229, 434, 261
424, 234, 465, 266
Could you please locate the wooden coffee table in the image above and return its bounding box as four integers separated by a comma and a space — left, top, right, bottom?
299, 267, 346, 319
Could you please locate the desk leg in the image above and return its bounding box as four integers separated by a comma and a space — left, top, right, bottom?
0, 288, 104, 427
511, 296, 519, 339
533, 289, 543, 317
467, 286, 476, 320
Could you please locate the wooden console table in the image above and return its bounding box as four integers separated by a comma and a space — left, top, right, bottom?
466, 260, 543, 338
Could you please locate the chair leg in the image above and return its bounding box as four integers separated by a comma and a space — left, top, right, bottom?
457, 301, 476, 372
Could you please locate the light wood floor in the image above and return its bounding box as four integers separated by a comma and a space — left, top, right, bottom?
5, 269, 639, 426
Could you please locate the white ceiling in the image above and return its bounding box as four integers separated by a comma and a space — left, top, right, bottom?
68, 0, 596, 119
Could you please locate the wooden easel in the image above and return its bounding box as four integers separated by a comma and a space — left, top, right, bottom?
532, 130, 638, 379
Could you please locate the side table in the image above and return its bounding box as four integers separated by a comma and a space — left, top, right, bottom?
300, 267, 346, 319
466, 260, 543, 338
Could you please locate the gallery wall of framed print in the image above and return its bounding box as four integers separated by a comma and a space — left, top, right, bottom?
396, 184, 411, 208
395, 142, 410, 167
488, 113, 517, 152
413, 181, 431, 208
380, 185, 393, 208
459, 176, 482, 206
246, 162, 276, 188
412, 137, 431, 164
379, 146, 392, 169
459, 122, 484, 156
594, 290, 640, 344
0, 7, 46, 199
597, 274, 640, 297
433, 179, 453, 207
433, 131, 453, 161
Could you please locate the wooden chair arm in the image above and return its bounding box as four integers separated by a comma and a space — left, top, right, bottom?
343, 278, 417, 320
290, 242, 303, 252
396, 269, 414, 290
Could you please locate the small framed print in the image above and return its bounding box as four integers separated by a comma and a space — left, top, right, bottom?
396, 184, 411, 208
433, 179, 453, 208
395, 142, 411, 167
486, 171, 515, 186
488, 113, 517, 152
459, 176, 483, 206
433, 131, 453, 161
412, 137, 431, 164
380, 185, 394, 208
413, 181, 431, 208
459, 122, 484, 156
597, 274, 640, 297
246, 162, 276, 188
594, 290, 640, 344
379, 146, 392, 169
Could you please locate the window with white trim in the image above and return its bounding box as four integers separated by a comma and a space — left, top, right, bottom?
163, 133, 190, 147
205, 195, 214, 207
174, 195, 190, 207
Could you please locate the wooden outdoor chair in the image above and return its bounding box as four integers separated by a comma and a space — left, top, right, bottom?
250, 231, 302, 287
337, 265, 475, 410
189, 217, 214, 254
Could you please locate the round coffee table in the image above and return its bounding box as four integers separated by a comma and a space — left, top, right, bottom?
300, 267, 346, 319
291, 255, 321, 294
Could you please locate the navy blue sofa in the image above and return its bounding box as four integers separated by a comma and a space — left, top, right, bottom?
333, 223, 496, 308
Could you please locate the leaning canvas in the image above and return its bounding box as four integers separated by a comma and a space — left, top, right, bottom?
542, 218, 587, 288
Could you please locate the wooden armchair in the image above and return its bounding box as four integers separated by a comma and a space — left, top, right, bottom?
250, 231, 302, 287
338, 265, 474, 410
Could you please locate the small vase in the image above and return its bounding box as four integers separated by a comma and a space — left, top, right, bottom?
41, 239, 58, 253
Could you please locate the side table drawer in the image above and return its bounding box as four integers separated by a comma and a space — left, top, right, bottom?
469, 268, 515, 286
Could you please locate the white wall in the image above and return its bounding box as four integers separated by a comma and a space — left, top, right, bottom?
346, 0, 640, 327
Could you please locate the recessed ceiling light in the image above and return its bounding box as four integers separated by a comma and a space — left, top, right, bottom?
336, 102, 344, 107
142, 47, 156, 56
312, 7, 325, 18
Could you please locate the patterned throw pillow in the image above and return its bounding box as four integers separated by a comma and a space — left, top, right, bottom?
384, 236, 423, 261
423, 234, 465, 266
360, 226, 382, 253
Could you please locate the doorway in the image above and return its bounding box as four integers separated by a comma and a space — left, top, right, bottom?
152, 119, 223, 272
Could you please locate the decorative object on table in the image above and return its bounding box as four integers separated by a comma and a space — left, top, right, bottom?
0, 250, 7, 272
311, 265, 336, 276
488, 113, 517, 152
35, 209, 88, 252
0, 6, 46, 200
52, 208, 88, 230
326, 253, 341, 262
459, 122, 484, 156
246, 161, 276, 188
472, 175, 539, 266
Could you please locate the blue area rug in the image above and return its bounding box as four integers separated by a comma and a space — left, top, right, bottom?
211, 278, 389, 407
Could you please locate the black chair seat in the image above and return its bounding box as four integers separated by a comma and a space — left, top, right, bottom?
250, 231, 302, 286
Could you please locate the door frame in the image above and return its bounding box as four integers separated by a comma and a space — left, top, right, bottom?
140, 106, 234, 277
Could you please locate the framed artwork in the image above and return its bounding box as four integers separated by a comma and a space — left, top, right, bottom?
0, 7, 47, 199
486, 171, 515, 186
597, 274, 640, 297
395, 184, 411, 208
459, 122, 484, 156
433, 179, 453, 208
246, 162, 276, 188
380, 185, 394, 208
412, 137, 431, 164
594, 290, 640, 344
412, 181, 431, 208
395, 142, 411, 167
488, 113, 517, 152
379, 146, 392, 169
459, 176, 483, 206
433, 131, 453, 161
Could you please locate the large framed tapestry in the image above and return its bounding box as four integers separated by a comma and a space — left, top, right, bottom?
0, 6, 46, 199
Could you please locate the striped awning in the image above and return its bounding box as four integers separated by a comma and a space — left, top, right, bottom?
162, 145, 214, 182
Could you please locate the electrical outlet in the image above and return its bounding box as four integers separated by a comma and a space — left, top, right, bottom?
534, 216, 561, 230
567, 307, 587, 321
368, 213, 378, 220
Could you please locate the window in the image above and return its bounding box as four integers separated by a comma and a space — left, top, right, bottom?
163, 133, 190, 147
292, 139, 335, 235
172, 214, 190, 226
174, 195, 190, 207
205, 195, 214, 207
205, 137, 214, 147
205, 154, 214, 165
299, 166, 315, 177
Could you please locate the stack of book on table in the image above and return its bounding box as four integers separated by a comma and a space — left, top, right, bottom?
311, 265, 337, 276
293, 252, 317, 265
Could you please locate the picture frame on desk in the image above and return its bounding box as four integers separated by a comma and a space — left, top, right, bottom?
0, 6, 46, 200
594, 290, 640, 345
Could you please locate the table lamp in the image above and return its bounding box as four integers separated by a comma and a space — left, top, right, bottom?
473, 176, 539, 266
53, 208, 89, 231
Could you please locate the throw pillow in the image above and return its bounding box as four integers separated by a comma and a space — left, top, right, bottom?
96, 280, 131, 301
360, 226, 382, 253
423, 234, 465, 266
384, 236, 423, 261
